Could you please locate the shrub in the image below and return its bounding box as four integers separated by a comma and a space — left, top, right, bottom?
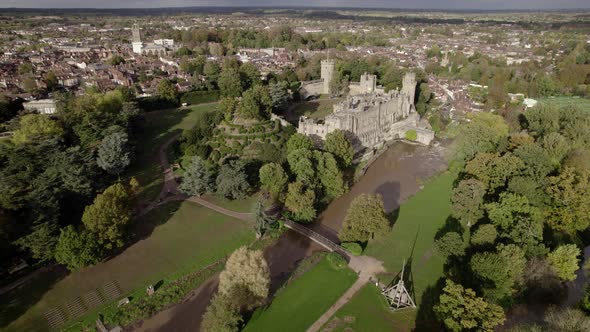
326, 252, 347, 269
405, 129, 418, 141
341, 242, 363, 256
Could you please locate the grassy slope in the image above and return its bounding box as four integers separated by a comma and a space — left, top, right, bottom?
128, 103, 219, 202
363, 171, 455, 330
327, 283, 397, 332
243, 258, 358, 332
2, 201, 253, 332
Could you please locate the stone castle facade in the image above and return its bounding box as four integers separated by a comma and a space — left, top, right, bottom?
298, 71, 434, 149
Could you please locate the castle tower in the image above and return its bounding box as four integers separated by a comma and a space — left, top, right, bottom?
131, 24, 143, 54
402, 72, 417, 104
321, 59, 335, 95
360, 73, 377, 93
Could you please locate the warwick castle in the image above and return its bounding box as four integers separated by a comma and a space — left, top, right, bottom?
298, 59, 434, 150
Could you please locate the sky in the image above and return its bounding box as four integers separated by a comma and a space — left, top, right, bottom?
0, 0, 589, 10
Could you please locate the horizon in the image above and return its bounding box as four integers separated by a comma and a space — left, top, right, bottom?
1, 0, 590, 10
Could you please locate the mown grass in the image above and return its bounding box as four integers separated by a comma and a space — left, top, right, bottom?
127, 103, 220, 203
242, 257, 358, 332
325, 283, 397, 332
539, 96, 590, 110
1, 201, 253, 332
363, 171, 456, 330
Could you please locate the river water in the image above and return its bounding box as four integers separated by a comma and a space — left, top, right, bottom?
132, 141, 448, 332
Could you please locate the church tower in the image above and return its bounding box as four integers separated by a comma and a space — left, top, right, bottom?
402, 72, 417, 104
321, 58, 335, 95
131, 24, 143, 54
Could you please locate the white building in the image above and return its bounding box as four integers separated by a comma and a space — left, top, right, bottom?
23, 99, 57, 114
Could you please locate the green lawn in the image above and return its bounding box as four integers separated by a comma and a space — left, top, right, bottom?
242, 257, 358, 332
284, 97, 342, 123
127, 103, 219, 202
201, 193, 260, 213
325, 283, 398, 332
539, 96, 590, 110
363, 171, 456, 330
1, 201, 253, 332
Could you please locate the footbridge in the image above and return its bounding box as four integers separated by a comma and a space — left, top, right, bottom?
282, 219, 350, 258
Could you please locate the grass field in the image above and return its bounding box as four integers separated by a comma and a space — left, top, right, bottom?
127, 103, 219, 202
1, 201, 254, 332
539, 96, 590, 110
201, 193, 260, 213
242, 257, 358, 332
284, 96, 342, 124
324, 283, 398, 332
363, 171, 456, 331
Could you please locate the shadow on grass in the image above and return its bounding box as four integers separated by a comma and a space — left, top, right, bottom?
434, 216, 464, 239
413, 277, 445, 332
0, 265, 68, 329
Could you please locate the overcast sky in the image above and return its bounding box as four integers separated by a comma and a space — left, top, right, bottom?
1, 0, 589, 10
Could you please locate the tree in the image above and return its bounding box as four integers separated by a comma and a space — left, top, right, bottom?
108, 55, 125, 66
201, 293, 241, 332
258, 163, 288, 201
546, 167, 590, 233
54, 225, 101, 271
324, 130, 354, 169
204, 61, 221, 84
219, 97, 238, 122
82, 182, 132, 249
544, 307, 590, 332
97, 131, 131, 175
268, 81, 290, 111
208, 43, 225, 56
314, 151, 346, 201
541, 132, 570, 167
287, 149, 315, 186
339, 194, 389, 242
465, 152, 524, 193
451, 179, 486, 227
219, 66, 243, 98
216, 160, 251, 200
14, 221, 58, 262
236, 85, 272, 120
239, 62, 261, 90
44, 71, 59, 91
454, 112, 509, 162
486, 193, 543, 250
547, 244, 580, 281
470, 244, 526, 302
434, 279, 505, 332
435, 232, 466, 257
219, 246, 270, 309
12, 114, 64, 145
253, 198, 272, 238
286, 133, 314, 154
180, 156, 216, 196
525, 105, 560, 137
285, 181, 316, 223
157, 79, 178, 101
471, 224, 498, 246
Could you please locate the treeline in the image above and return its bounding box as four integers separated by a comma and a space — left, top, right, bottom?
0, 89, 138, 272
430, 103, 590, 331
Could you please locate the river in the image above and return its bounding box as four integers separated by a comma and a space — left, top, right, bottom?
131, 141, 448, 332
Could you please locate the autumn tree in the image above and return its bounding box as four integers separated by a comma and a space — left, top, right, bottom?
258, 163, 288, 201
324, 130, 354, 168
201, 293, 241, 332
219, 246, 270, 309
339, 194, 389, 242
545, 167, 590, 233
82, 182, 132, 249
547, 244, 580, 281
12, 114, 64, 145
434, 279, 505, 332
285, 181, 316, 223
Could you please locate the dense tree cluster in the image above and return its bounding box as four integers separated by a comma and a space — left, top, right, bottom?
0, 90, 137, 268
434, 103, 590, 331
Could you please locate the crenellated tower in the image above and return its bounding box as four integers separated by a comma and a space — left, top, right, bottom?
401, 72, 417, 104
321, 59, 335, 95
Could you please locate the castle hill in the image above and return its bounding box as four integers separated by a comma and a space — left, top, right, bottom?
1, 3, 590, 332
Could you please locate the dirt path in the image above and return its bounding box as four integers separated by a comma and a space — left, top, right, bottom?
307, 255, 385, 332
186, 196, 252, 222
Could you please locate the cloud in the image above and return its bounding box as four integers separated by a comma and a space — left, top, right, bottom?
2, 0, 589, 9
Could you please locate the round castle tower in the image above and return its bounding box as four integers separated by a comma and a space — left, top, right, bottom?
320, 59, 335, 95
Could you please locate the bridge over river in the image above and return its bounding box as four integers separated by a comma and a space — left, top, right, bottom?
282, 219, 350, 258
